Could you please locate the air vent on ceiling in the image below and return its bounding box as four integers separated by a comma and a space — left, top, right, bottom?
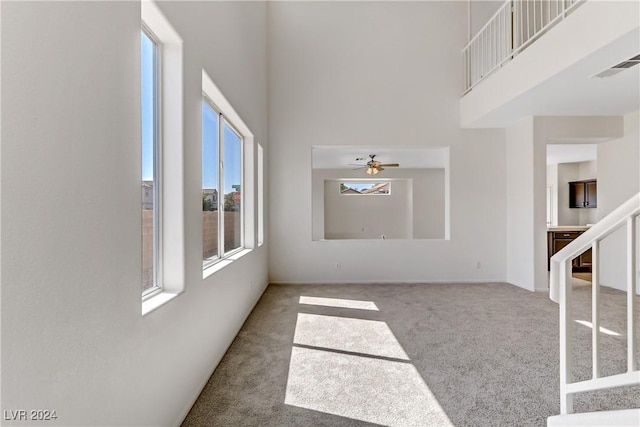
592, 54, 640, 78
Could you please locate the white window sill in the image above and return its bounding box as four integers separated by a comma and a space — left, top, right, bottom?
142, 291, 180, 316
203, 248, 252, 279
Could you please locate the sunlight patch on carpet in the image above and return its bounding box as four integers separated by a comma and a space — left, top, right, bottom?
575, 320, 622, 336
285, 346, 453, 426
293, 313, 408, 360
299, 296, 379, 311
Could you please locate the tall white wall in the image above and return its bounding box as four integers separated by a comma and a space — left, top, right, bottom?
506, 118, 536, 290
1, 2, 268, 426
598, 111, 640, 291
269, 1, 507, 284
469, 0, 503, 37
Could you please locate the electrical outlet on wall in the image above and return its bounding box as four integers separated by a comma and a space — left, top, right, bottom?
336, 262, 341, 271
475, 261, 481, 269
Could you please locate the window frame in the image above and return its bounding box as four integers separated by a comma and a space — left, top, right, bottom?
202, 95, 222, 267
221, 117, 245, 257
141, 25, 163, 300
257, 144, 264, 246
201, 94, 245, 271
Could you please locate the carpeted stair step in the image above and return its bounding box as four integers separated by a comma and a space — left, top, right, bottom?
547, 408, 640, 426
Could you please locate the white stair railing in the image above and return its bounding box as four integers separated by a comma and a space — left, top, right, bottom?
549, 192, 640, 415
462, 0, 585, 94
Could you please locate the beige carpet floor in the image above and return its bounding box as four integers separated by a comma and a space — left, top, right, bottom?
572, 272, 592, 282
182, 282, 639, 426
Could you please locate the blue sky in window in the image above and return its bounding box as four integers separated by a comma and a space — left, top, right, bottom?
202, 102, 242, 193
141, 31, 155, 181
142, 31, 241, 193
345, 182, 383, 191
223, 122, 241, 194
202, 101, 219, 189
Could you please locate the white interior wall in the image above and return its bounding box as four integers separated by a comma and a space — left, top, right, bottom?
547, 163, 559, 226
269, 1, 507, 284
598, 111, 640, 291
557, 162, 580, 226
411, 169, 446, 239
324, 180, 411, 240
1, 2, 268, 426
469, 0, 504, 37
506, 118, 536, 291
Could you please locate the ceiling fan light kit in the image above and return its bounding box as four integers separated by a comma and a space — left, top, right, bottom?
354, 154, 399, 175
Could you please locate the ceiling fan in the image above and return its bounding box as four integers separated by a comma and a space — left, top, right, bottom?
350, 154, 400, 175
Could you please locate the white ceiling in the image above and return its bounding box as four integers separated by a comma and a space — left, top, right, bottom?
546, 144, 598, 165
473, 28, 640, 127
312, 146, 448, 169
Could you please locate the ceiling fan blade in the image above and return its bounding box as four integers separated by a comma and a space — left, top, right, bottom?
379, 163, 399, 167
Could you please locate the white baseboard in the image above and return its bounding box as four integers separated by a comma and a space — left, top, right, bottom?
268, 280, 509, 286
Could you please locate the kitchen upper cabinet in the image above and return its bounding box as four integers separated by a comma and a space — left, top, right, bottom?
569, 179, 597, 208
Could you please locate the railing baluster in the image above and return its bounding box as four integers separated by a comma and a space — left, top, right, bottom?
549, 195, 639, 417
560, 259, 574, 414
489, 21, 496, 69
462, 0, 586, 93
627, 216, 637, 372
521, 0, 525, 47
592, 240, 601, 379
533, 0, 536, 35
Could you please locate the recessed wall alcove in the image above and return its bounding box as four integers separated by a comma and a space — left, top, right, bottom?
311, 146, 450, 241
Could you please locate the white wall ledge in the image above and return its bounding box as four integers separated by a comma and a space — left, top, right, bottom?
142, 291, 181, 316
203, 248, 253, 280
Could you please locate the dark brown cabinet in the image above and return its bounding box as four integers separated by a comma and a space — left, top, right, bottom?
569, 180, 597, 208
547, 230, 592, 272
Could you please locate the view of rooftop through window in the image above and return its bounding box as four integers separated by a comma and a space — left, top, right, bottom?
340, 182, 390, 195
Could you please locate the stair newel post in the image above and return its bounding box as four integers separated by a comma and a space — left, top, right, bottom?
592, 240, 601, 379
627, 216, 637, 373
559, 259, 574, 414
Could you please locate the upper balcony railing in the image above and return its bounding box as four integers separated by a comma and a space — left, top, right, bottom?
462, 0, 585, 94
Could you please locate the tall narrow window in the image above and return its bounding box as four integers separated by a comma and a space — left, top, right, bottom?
141, 28, 161, 295
223, 121, 243, 254
202, 99, 220, 264
201, 94, 245, 270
